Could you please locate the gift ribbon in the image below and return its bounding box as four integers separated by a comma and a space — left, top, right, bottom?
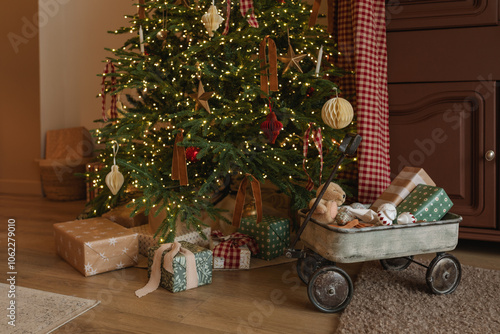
303, 123, 323, 191
101, 60, 117, 122
232, 174, 263, 227
259, 36, 278, 97
211, 230, 259, 269
308, 0, 334, 34
171, 130, 188, 186
135, 241, 198, 297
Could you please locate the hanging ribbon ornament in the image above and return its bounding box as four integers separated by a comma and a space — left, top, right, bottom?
260, 101, 283, 144
259, 36, 278, 97
171, 130, 189, 186
222, 0, 259, 35
308, 0, 334, 34
105, 142, 125, 195
101, 60, 117, 122
303, 123, 323, 191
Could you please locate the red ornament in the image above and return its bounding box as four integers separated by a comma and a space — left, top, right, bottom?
306, 87, 315, 97
186, 147, 200, 162
260, 111, 283, 144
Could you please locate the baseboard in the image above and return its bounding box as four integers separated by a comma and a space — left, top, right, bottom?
0, 179, 42, 196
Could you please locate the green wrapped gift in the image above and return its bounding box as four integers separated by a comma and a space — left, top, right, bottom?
147, 241, 212, 293
396, 184, 453, 223
238, 215, 290, 261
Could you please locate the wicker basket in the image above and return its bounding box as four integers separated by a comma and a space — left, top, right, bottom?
39, 158, 93, 201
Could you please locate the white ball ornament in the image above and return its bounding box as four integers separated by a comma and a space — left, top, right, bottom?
321, 97, 354, 129
377, 203, 397, 226
397, 212, 417, 225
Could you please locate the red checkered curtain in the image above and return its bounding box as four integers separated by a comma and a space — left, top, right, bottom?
336, 0, 391, 203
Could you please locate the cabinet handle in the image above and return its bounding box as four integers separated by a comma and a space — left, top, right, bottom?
485, 150, 495, 161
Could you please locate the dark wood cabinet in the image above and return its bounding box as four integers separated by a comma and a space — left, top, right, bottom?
386, 1, 500, 241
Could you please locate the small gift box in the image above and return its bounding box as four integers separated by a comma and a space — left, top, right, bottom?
210, 231, 259, 269
102, 202, 148, 228
53, 217, 139, 277
230, 174, 290, 261
238, 215, 290, 261
135, 241, 212, 296
396, 184, 453, 223
130, 221, 211, 256
371, 167, 436, 212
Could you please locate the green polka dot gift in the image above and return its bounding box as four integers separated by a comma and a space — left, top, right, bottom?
395, 184, 453, 223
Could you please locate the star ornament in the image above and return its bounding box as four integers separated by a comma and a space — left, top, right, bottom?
189, 80, 214, 113
278, 45, 307, 74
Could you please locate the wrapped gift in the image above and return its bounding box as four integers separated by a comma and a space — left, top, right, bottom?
396, 184, 453, 223
130, 221, 211, 256
53, 218, 138, 277
238, 215, 290, 261
135, 241, 212, 296
210, 231, 258, 269
102, 203, 148, 228
371, 167, 436, 211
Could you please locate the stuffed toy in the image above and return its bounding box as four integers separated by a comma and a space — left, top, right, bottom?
308, 182, 346, 224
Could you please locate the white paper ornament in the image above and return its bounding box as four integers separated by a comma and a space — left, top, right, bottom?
377, 203, 397, 226
321, 89, 354, 129
397, 212, 417, 225
105, 143, 124, 195
202, 4, 223, 37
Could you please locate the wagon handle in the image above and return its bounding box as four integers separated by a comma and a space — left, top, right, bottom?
286, 133, 362, 254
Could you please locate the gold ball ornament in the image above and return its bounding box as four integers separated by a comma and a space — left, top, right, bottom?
321, 97, 354, 129
156, 30, 168, 40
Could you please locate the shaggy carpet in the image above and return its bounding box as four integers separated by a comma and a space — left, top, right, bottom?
0, 284, 100, 333
337, 259, 500, 333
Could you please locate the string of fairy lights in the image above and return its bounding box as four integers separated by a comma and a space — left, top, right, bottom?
89, 0, 356, 236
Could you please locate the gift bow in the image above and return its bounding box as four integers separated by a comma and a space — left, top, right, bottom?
135, 241, 198, 298
212, 231, 259, 269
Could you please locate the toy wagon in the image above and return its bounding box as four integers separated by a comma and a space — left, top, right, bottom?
285, 133, 463, 313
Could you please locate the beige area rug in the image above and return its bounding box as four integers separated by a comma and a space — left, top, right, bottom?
0, 284, 100, 334
337, 260, 500, 333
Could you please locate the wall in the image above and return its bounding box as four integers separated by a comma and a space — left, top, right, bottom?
0, 1, 41, 195
39, 0, 131, 153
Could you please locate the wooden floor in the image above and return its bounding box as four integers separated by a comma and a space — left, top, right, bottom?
0, 194, 499, 334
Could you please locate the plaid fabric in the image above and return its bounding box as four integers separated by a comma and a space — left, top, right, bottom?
303, 123, 323, 191
240, 0, 258, 28
211, 231, 258, 269
222, 0, 231, 35
101, 60, 117, 121
336, 0, 391, 203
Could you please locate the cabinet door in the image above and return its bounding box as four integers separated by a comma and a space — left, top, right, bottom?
388, 81, 496, 229
386, 0, 498, 31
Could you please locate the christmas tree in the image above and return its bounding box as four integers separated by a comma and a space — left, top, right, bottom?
86, 0, 357, 241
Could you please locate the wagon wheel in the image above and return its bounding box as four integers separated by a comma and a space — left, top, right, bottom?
380, 256, 414, 271
307, 265, 353, 313
297, 251, 331, 284
426, 253, 461, 295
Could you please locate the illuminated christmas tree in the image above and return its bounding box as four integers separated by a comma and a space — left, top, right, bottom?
86, 0, 357, 240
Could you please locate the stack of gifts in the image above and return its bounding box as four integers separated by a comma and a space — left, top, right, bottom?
334, 167, 454, 227
135, 240, 212, 296
230, 174, 290, 261
53, 217, 139, 276
129, 205, 211, 256
210, 231, 259, 269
